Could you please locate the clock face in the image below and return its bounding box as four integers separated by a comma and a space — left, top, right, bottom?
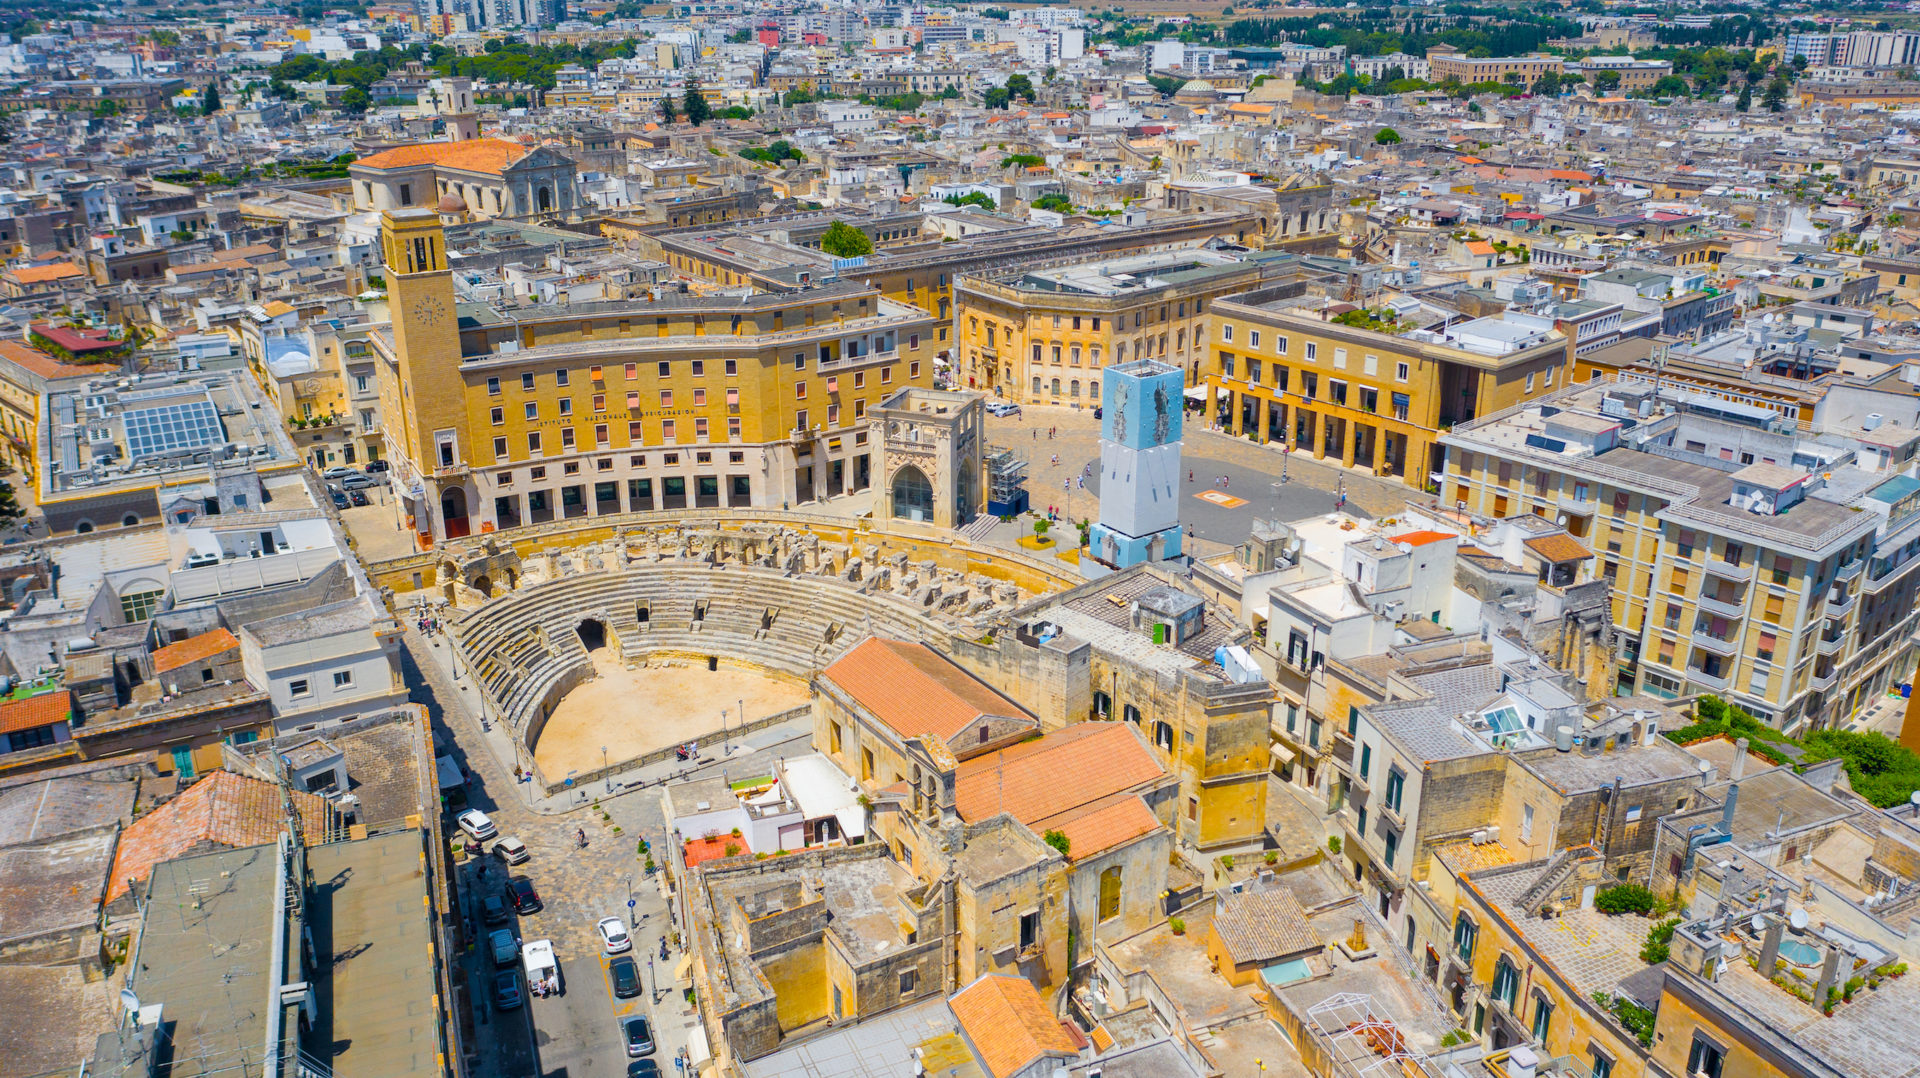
414, 295, 448, 327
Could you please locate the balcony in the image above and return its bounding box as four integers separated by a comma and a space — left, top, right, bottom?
1810, 669, 1837, 693
1687, 664, 1732, 692
1704, 558, 1755, 583
1817, 633, 1846, 657
1826, 588, 1858, 615
1380, 803, 1407, 831
1556, 489, 1599, 515
1835, 559, 1864, 582
817, 348, 898, 373
1696, 592, 1747, 619
1691, 629, 1741, 657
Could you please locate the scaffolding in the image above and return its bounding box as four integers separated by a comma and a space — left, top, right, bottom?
985, 446, 1028, 516
1305, 991, 1435, 1078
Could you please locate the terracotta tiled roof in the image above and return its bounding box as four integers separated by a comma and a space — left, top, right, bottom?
822, 637, 1029, 741
354, 138, 529, 176
1523, 533, 1593, 563
1390, 530, 1455, 548
1549, 169, 1593, 181
1210, 887, 1320, 964
0, 690, 73, 735
8, 261, 85, 284
954, 722, 1161, 826
1051, 794, 1160, 861
107, 771, 331, 901
948, 974, 1078, 1078
1464, 241, 1496, 256
152, 628, 240, 674
0, 339, 116, 380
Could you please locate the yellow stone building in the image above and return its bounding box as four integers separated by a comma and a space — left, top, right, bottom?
1204, 293, 1573, 486
953, 249, 1277, 405
370, 210, 937, 545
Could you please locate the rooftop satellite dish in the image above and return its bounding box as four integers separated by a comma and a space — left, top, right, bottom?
1749, 915, 1766, 934
119, 988, 141, 1027
1790, 909, 1809, 931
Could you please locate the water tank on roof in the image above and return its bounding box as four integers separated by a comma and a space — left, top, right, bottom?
1555, 724, 1575, 752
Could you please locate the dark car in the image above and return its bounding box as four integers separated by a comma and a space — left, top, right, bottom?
480, 893, 510, 926
365, 459, 391, 473
627, 1060, 662, 1077
349, 489, 370, 507
493, 969, 524, 1010
504, 876, 541, 914
609, 955, 641, 999
329, 489, 349, 511
623, 1015, 654, 1057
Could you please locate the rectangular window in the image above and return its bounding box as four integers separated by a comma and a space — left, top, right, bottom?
593, 394, 606, 412
491, 407, 504, 425
1687, 1035, 1725, 1078
522, 372, 535, 391
527, 432, 542, 454
1395, 361, 1409, 382
555, 369, 570, 386
289, 678, 311, 698
558, 398, 572, 416
1019, 910, 1040, 949
493, 437, 508, 459
1249, 330, 1261, 349
1359, 742, 1371, 779
1384, 769, 1404, 812
332, 670, 353, 688
524, 403, 538, 420
487, 377, 500, 395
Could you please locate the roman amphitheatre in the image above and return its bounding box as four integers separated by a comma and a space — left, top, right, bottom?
421, 514, 1073, 791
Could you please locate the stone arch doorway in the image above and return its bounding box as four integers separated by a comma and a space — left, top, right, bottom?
577, 618, 608, 652
891, 465, 933, 523
955, 461, 974, 521
441, 488, 471, 539
472, 575, 493, 599
537, 186, 553, 212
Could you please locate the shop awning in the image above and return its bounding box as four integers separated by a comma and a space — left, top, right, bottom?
1184, 385, 1209, 400
435, 755, 464, 790
1270, 744, 1296, 766
673, 952, 694, 988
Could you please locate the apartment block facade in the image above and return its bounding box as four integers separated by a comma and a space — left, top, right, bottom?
1440, 380, 1920, 734
953, 250, 1273, 405
1204, 289, 1574, 486
371, 210, 937, 546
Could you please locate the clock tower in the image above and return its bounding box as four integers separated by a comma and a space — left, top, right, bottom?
379, 209, 472, 542
1088, 359, 1185, 572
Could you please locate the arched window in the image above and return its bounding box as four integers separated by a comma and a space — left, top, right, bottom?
75, 520, 94, 533
537, 186, 553, 212
891, 465, 934, 522
1050, 378, 1061, 396
1069, 380, 1080, 398
122, 514, 140, 527
1098, 865, 1123, 921
1090, 380, 1099, 399
1031, 376, 1041, 395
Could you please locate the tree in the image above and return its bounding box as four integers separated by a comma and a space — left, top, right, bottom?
202, 84, 220, 115
1764, 77, 1789, 112
1005, 73, 1035, 101
1736, 81, 1751, 112
983, 86, 1010, 109
1042, 829, 1070, 856
1531, 70, 1561, 97
1592, 69, 1621, 93
682, 78, 710, 125
0, 472, 22, 526
1644, 75, 1690, 98
659, 93, 677, 124
340, 87, 369, 112
1374, 127, 1401, 145
819, 221, 873, 259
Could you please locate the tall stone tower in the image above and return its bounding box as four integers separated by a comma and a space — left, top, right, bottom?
380, 209, 472, 542
1088, 359, 1184, 571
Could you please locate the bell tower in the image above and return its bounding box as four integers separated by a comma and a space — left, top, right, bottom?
380, 209, 471, 542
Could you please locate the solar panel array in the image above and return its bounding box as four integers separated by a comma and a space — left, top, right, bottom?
123, 400, 224, 460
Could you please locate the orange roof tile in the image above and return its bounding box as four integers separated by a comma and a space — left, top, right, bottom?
1390, 530, 1455, 547
949, 974, 1079, 1078
822, 637, 1029, 742
354, 138, 530, 176
0, 339, 117, 381
1052, 795, 1160, 861
1464, 240, 1496, 256
1524, 533, 1593, 563
0, 690, 72, 735
8, 261, 85, 285
108, 771, 331, 901
954, 723, 1161, 827
152, 628, 239, 673
1549, 169, 1593, 181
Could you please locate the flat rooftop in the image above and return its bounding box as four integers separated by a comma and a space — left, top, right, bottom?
305, 831, 442, 1078
741, 997, 970, 1078
0, 828, 115, 944
0, 770, 135, 846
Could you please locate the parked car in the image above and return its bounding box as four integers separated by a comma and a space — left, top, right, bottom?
349, 489, 370, 507
596, 917, 632, 954
481, 894, 510, 926
365, 459, 391, 474
493, 969, 524, 1010
609, 955, 641, 1000
985, 400, 1021, 417
622, 1015, 654, 1057
504, 876, 542, 914
321, 466, 359, 481
339, 473, 379, 491
491, 837, 530, 866
329, 490, 349, 511
456, 809, 497, 841
488, 928, 519, 966
627, 1062, 662, 1078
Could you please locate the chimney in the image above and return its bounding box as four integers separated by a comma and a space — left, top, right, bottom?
1729, 737, 1748, 782
1758, 917, 1783, 975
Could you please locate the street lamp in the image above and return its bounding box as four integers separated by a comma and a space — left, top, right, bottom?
602, 745, 610, 793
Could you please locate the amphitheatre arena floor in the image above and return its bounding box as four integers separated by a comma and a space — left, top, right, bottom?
532, 648, 811, 777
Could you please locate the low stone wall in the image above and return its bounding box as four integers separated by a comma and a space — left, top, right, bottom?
541, 703, 812, 796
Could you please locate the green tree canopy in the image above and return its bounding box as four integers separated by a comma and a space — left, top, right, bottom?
819, 221, 873, 259
682, 78, 711, 125
1374, 127, 1401, 144
1005, 73, 1035, 101
983, 86, 1010, 109
202, 84, 220, 114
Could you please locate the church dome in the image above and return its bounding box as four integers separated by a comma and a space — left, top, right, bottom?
436, 191, 468, 214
